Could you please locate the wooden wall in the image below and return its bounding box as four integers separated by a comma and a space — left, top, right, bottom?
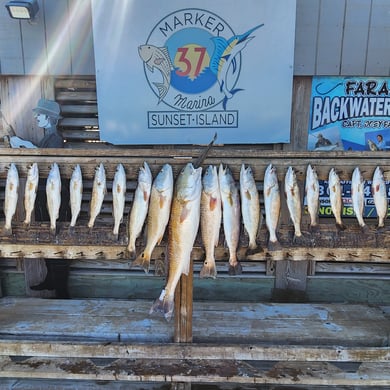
1, 0, 390, 77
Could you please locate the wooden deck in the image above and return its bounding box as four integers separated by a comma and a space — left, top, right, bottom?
0, 297, 389, 386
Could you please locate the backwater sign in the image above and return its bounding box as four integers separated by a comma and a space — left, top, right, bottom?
308, 76, 390, 151
91, 0, 296, 145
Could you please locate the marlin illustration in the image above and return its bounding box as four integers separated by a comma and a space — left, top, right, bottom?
209, 24, 264, 110
139, 44, 174, 103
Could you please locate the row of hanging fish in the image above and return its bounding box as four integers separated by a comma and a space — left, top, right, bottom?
2, 162, 127, 237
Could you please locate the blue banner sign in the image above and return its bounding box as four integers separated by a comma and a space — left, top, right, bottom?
308, 76, 390, 151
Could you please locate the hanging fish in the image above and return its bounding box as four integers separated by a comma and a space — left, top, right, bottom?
126, 161, 152, 259
240, 163, 261, 254
200, 165, 222, 279
219, 164, 241, 275
88, 163, 106, 230
69, 164, 83, 229
46, 163, 62, 235
372, 166, 388, 229
305, 164, 320, 232
150, 163, 202, 321
133, 163, 173, 274
328, 168, 346, 231
23, 163, 39, 227
351, 167, 368, 232
263, 164, 281, 250
4, 163, 19, 236
284, 166, 302, 240
112, 163, 126, 239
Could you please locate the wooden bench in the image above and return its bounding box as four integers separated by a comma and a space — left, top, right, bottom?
0, 148, 389, 387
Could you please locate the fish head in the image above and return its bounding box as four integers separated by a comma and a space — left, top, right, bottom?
138, 45, 155, 63
138, 162, 152, 192
352, 167, 363, 184
176, 163, 202, 201
154, 163, 173, 190
264, 164, 278, 187
373, 166, 384, 182
202, 165, 219, 193
240, 163, 255, 191
218, 164, 236, 193
284, 166, 297, 190
328, 168, 340, 186
28, 162, 39, 178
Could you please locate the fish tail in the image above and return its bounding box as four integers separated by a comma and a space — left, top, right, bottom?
153, 82, 169, 103
222, 88, 243, 110
132, 250, 151, 274
3, 225, 12, 236
199, 259, 217, 279
228, 261, 243, 276
336, 222, 346, 231
149, 289, 174, 322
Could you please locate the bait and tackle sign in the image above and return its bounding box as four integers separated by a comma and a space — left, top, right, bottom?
308, 76, 390, 151
91, 0, 296, 145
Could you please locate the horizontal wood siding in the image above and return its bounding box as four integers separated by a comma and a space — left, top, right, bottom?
1, 1, 390, 76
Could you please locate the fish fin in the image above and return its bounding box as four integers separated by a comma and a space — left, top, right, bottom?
199, 260, 217, 279
180, 203, 190, 223
245, 190, 251, 201
146, 63, 154, 72
375, 184, 380, 193
143, 190, 149, 202
154, 57, 164, 66
159, 194, 166, 209
132, 251, 150, 274
209, 196, 218, 211
227, 193, 234, 207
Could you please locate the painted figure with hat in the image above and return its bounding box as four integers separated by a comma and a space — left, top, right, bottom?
7, 98, 64, 148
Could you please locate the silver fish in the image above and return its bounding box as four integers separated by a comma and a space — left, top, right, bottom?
368, 139, 378, 151
23, 163, 39, 227
127, 161, 152, 258
150, 163, 202, 321
112, 163, 126, 239
372, 166, 388, 228
264, 164, 281, 250
4, 163, 19, 235
219, 164, 241, 275
305, 164, 320, 232
351, 167, 367, 231
88, 163, 106, 229
46, 163, 61, 235
284, 166, 302, 239
328, 168, 345, 230
240, 163, 261, 254
138, 44, 173, 103
200, 165, 222, 279
133, 164, 173, 273
69, 164, 83, 228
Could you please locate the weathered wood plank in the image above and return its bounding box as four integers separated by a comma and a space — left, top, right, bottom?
0, 298, 389, 348
0, 357, 390, 386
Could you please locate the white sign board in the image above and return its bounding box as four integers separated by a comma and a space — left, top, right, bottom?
91, 0, 296, 145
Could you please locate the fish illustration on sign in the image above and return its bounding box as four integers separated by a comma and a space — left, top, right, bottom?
138, 44, 174, 103
209, 24, 264, 110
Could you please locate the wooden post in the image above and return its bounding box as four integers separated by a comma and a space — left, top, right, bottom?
174, 260, 193, 343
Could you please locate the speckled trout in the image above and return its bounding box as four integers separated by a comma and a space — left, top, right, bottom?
112, 163, 126, 239
264, 164, 281, 250
133, 163, 173, 273
150, 163, 202, 321
69, 164, 83, 229
351, 167, 367, 231
219, 164, 241, 275
200, 165, 221, 279
328, 168, 346, 231
88, 163, 106, 230
305, 164, 319, 232
4, 163, 19, 235
240, 163, 261, 255
372, 166, 388, 228
284, 166, 302, 239
127, 161, 152, 258
23, 163, 39, 227
46, 163, 61, 235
